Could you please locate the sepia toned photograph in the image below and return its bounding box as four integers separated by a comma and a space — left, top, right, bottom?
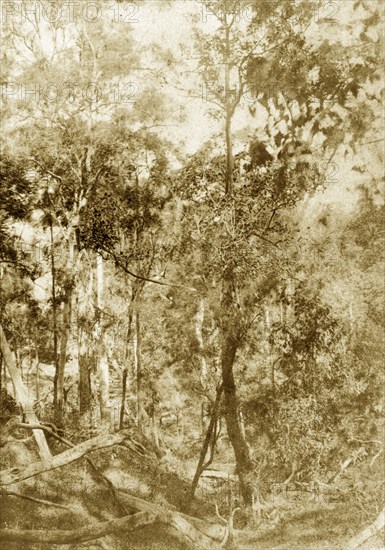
0, 1, 384, 548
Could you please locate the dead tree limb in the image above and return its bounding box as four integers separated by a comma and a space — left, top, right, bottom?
113, 486, 227, 544
0, 511, 156, 544
215, 503, 240, 548
328, 447, 367, 483
0, 430, 226, 548
10, 422, 128, 515
346, 508, 385, 550
3, 491, 71, 510
0, 431, 130, 485
0, 498, 223, 548
186, 383, 223, 509
0, 324, 50, 459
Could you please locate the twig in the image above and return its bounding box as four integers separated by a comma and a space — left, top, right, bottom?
370, 448, 384, 467
4, 491, 70, 510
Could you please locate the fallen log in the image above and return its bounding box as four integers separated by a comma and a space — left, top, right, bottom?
0, 431, 130, 485
0, 511, 155, 544
0, 434, 225, 548
0, 494, 222, 548
346, 508, 385, 550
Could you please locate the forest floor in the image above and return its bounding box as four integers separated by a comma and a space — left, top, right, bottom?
1, 368, 384, 549
1, 425, 383, 550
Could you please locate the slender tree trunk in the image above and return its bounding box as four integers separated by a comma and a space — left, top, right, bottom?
149, 395, 160, 449
120, 292, 134, 429
78, 331, 92, 421
55, 238, 76, 426
55, 286, 71, 426
0, 324, 51, 459
224, 24, 234, 196
34, 346, 40, 402
50, 218, 60, 418
195, 297, 208, 388
187, 384, 223, 510
77, 269, 93, 425
225, 113, 234, 195
133, 304, 144, 430
95, 253, 110, 430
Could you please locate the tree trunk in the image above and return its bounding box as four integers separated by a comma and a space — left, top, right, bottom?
225, 113, 234, 195
133, 305, 144, 430
0, 324, 51, 459
50, 218, 60, 418
221, 277, 254, 506
219, 14, 254, 507
120, 299, 134, 429
78, 330, 92, 421
55, 237, 76, 426
55, 285, 71, 426
148, 394, 160, 450
187, 384, 223, 509
77, 265, 94, 425
224, 22, 234, 196
0, 431, 131, 485
221, 332, 254, 505
96, 253, 110, 430
195, 297, 208, 388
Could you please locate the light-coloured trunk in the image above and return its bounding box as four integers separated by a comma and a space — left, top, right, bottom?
120, 294, 134, 429
265, 305, 275, 393
77, 267, 93, 424
0, 324, 51, 459
35, 352, 40, 401
56, 238, 75, 424
95, 253, 110, 429
50, 218, 60, 417
195, 297, 208, 389
133, 305, 144, 430
56, 286, 71, 425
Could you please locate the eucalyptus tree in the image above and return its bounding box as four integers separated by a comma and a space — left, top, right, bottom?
180, 0, 384, 506
1, 0, 179, 427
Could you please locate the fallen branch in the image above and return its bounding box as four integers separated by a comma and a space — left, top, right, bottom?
215, 503, 240, 548
0, 430, 226, 548
9, 421, 128, 515
115, 485, 225, 542
370, 448, 384, 467
1, 488, 223, 548
0, 511, 155, 544
346, 508, 385, 550
16, 422, 74, 448
0, 431, 130, 485
4, 491, 71, 510
328, 447, 367, 483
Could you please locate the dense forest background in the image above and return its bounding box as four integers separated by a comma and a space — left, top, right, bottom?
0, 1, 384, 548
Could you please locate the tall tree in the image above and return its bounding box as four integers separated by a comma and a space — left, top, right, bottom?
181, 0, 383, 505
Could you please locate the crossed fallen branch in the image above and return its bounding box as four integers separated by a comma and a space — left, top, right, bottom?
0, 428, 225, 548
